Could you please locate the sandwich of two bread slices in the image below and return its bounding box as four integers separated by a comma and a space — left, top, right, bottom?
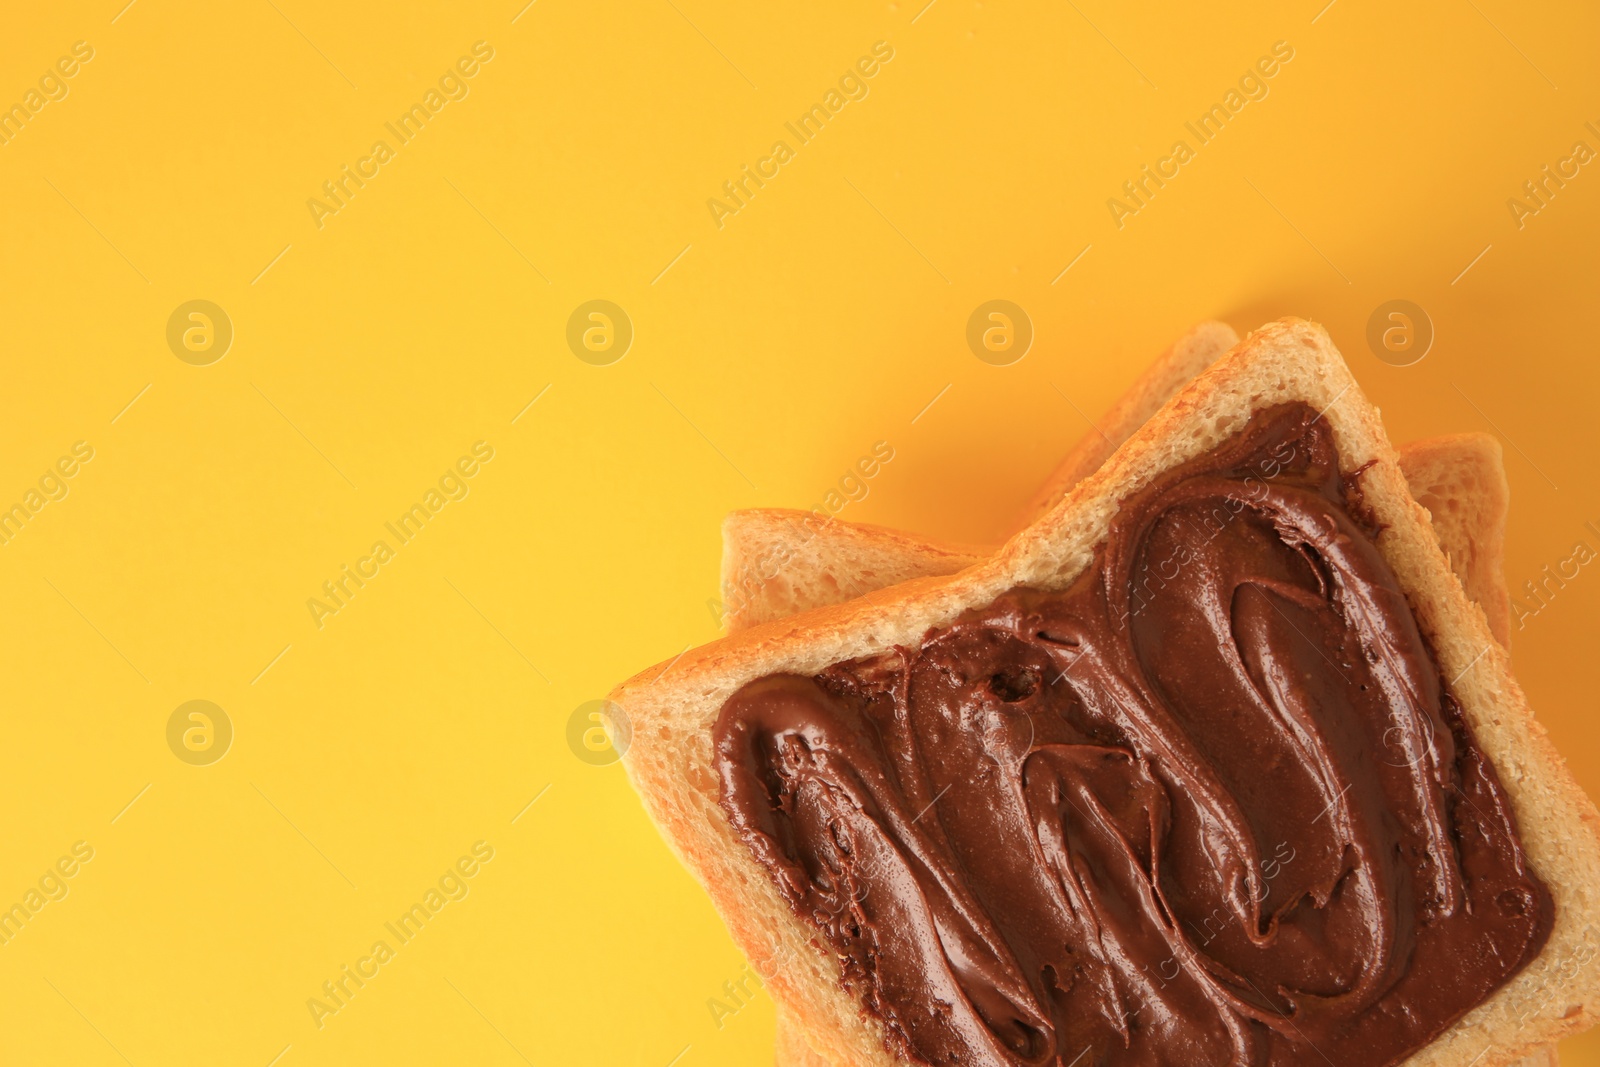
612, 319, 1599, 1067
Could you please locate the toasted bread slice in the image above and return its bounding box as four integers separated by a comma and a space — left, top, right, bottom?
616, 320, 1600, 1067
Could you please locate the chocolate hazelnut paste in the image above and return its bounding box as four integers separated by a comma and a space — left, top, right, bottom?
714, 403, 1551, 1067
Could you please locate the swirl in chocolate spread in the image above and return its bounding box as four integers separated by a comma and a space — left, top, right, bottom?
714, 403, 1551, 1067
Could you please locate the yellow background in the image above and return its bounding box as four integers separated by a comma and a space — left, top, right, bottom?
2, 0, 1597, 1063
